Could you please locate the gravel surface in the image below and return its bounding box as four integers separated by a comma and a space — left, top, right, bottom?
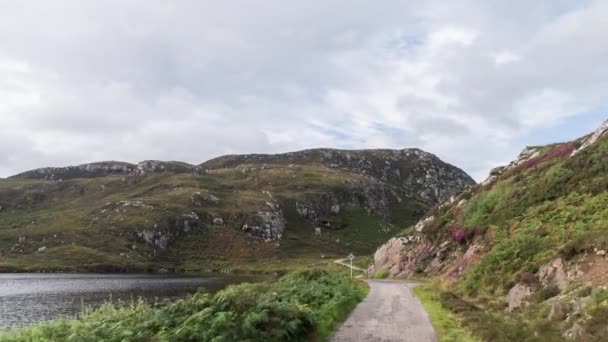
332, 280, 437, 342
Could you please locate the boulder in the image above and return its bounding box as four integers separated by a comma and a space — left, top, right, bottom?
548, 301, 571, 321
537, 258, 569, 291
369, 237, 407, 277
507, 284, 532, 311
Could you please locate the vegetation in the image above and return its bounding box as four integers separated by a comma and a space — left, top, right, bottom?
413, 284, 478, 342
390, 125, 608, 340
0, 164, 403, 272
373, 267, 390, 279
0, 269, 368, 342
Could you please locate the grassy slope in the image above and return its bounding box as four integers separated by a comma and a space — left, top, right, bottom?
0, 269, 369, 342
413, 284, 477, 342
411, 133, 608, 339
0, 164, 406, 272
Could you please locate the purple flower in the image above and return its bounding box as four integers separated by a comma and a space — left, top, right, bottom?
448, 226, 467, 243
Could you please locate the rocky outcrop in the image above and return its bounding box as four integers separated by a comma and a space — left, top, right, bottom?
134, 212, 201, 253
12, 161, 199, 180
548, 301, 572, 321
507, 284, 532, 312
369, 237, 410, 276
571, 118, 608, 156
480, 146, 542, 185
201, 148, 476, 205
191, 192, 220, 206
135, 160, 195, 175
537, 258, 570, 291
13, 162, 135, 180
241, 202, 286, 240
564, 323, 588, 341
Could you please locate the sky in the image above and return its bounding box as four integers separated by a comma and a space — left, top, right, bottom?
0, 1, 607, 181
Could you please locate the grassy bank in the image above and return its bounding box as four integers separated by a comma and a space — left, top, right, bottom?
0, 269, 368, 342
413, 284, 478, 342
415, 283, 567, 342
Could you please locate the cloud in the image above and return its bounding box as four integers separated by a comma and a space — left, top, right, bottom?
0, 0, 606, 182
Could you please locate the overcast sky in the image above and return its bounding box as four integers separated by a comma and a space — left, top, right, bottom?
0, 1, 607, 181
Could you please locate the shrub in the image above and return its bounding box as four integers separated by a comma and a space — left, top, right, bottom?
533, 285, 560, 303
462, 233, 545, 296
374, 267, 390, 279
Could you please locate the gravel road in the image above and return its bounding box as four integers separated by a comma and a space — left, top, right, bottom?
331, 280, 437, 342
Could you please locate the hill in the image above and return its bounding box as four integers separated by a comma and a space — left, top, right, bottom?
370, 119, 608, 340
0, 148, 474, 273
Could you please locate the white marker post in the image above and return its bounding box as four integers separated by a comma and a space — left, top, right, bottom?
348, 253, 355, 279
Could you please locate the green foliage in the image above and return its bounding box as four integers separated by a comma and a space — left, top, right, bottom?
462, 233, 545, 296
533, 285, 561, 303
408, 136, 608, 340
413, 285, 479, 342
374, 268, 390, 279
436, 291, 564, 342
0, 269, 368, 342
463, 181, 511, 227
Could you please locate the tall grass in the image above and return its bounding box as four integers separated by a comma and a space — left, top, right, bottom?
0, 269, 367, 342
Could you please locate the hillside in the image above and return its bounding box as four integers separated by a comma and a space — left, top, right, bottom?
0, 148, 474, 273
370, 119, 608, 340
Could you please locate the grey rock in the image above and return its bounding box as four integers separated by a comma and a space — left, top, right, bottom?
548, 301, 571, 321
537, 258, 569, 291
415, 216, 434, 232
242, 206, 286, 240
507, 284, 532, 312
564, 323, 587, 340
135, 212, 201, 252
571, 118, 608, 156
37, 246, 47, 253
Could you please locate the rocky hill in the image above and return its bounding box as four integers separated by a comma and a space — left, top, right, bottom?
370, 119, 608, 341
0, 148, 473, 273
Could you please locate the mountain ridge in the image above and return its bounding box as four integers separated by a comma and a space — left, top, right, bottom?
0, 146, 474, 273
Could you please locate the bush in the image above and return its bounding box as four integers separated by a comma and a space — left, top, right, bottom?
533, 285, 560, 303
374, 268, 390, 279
462, 233, 545, 296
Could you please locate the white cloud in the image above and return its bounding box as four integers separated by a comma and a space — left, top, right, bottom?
429, 27, 478, 49
492, 51, 521, 66
0, 0, 606, 182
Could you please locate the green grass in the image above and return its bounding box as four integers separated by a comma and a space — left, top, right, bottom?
413, 285, 478, 342
374, 267, 389, 279
0, 269, 368, 342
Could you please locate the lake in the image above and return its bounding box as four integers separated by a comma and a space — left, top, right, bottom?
0, 273, 250, 329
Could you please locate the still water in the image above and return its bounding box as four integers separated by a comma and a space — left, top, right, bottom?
0, 273, 248, 329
